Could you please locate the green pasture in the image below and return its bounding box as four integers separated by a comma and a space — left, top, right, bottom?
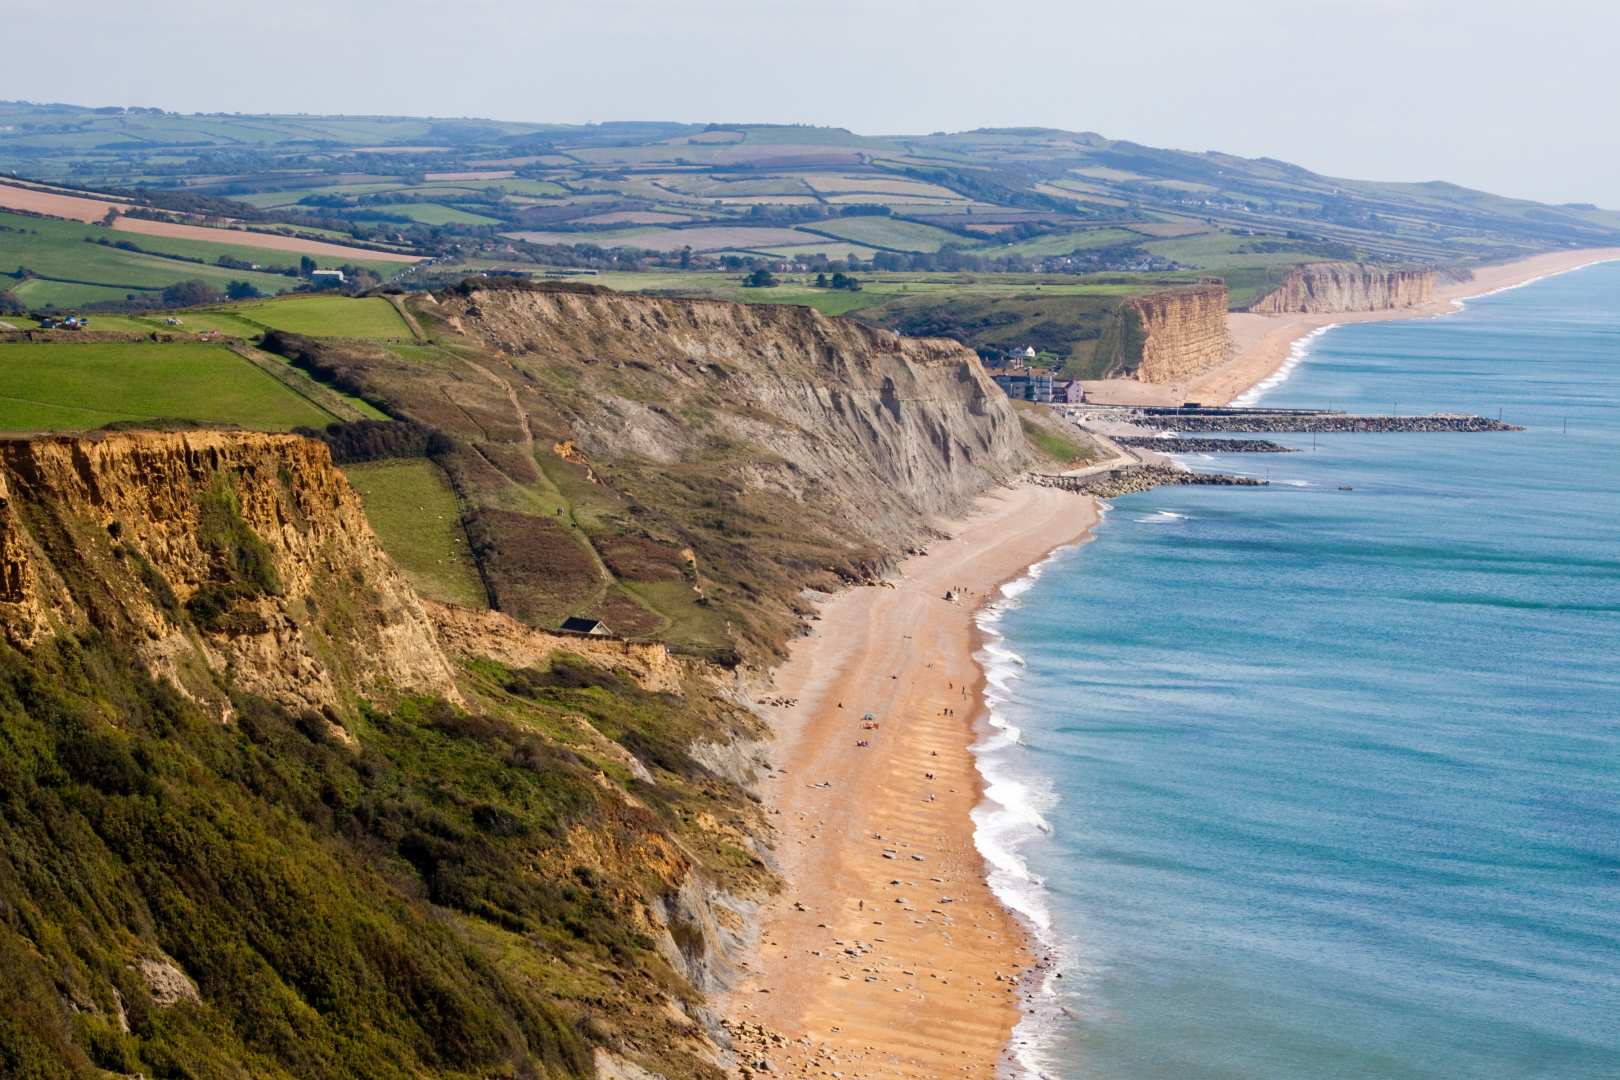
343, 459, 487, 608
366, 203, 503, 227
222, 295, 413, 339
0, 211, 298, 305
804, 216, 966, 253
0, 342, 339, 432
977, 227, 1148, 257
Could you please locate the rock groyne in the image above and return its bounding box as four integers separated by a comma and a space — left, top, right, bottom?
1142, 412, 1521, 434
1032, 465, 1267, 498
1114, 436, 1298, 453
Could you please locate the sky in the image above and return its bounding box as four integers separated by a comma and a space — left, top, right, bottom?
5, 0, 1618, 207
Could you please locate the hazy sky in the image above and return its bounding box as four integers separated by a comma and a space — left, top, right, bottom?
6, 0, 1618, 206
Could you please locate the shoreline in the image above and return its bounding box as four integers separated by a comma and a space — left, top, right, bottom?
725, 484, 1098, 1077
722, 247, 1619, 1078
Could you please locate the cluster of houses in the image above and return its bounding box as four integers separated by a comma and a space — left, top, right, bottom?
985, 349, 1084, 404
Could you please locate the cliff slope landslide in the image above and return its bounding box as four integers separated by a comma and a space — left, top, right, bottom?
272, 282, 1029, 658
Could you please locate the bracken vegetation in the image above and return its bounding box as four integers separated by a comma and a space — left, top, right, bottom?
0, 625, 769, 1078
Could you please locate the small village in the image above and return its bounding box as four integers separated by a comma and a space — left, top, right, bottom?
982, 345, 1085, 403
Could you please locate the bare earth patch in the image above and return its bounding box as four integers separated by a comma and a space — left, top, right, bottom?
0, 180, 129, 223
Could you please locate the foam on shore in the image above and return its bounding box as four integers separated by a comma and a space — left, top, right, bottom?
1230, 322, 1336, 406
971, 541, 1089, 1079
1452, 255, 1620, 308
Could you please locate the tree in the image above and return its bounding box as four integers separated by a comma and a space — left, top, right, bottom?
815, 273, 828, 288
340, 265, 381, 290
160, 280, 223, 307
299, 255, 317, 278
742, 268, 778, 288
679, 245, 692, 270
226, 280, 262, 300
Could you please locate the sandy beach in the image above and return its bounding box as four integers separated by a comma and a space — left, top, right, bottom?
724, 247, 1620, 1077
727, 484, 1095, 1077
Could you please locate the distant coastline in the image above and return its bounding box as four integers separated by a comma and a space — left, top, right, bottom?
1202, 248, 1620, 406
726, 247, 1620, 1078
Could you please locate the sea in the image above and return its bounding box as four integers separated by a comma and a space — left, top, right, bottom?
972, 260, 1620, 1079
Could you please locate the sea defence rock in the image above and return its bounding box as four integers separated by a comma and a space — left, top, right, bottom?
1114, 435, 1298, 453
1246, 262, 1436, 314
1128, 282, 1232, 384
1031, 465, 1267, 498
0, 430, 460, 721
1141, 412, 1521, 433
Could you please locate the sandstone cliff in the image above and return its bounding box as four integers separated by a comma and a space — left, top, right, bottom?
0, 429, 777, 1079
0, 430, 458, 720
1126, 282, 1232, 384
1246, 262, 1436, 314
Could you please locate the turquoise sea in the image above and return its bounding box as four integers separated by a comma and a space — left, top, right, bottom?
973, 261, 1620, 1079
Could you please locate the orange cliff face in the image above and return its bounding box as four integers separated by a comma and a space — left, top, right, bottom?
1246, 262, 1436, 314
0, 431, 459, 723
1128, 282, 1233, 384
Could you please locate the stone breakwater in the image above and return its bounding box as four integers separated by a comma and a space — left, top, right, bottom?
1141, 412, 1523, 434
1114, 436, 1298, 453
1032, 465, 1268, 498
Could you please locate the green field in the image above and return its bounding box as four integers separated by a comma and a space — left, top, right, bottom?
0, 342, 341, 431
804, 216, 968, 252
367, 203, 503, 227
233, 183, 406, 208
223, 295, 413, 338
1140, 231, 1319, 271
343, 459, 487, 607
588, 269, 1160, 315
0, 211, 299, 307
11, 280, 142, 308
11, 295, 417, 340
979, 227, 1147, 257
9, 104, 1617, 276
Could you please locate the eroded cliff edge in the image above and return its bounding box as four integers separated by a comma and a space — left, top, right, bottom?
1245, 262, 1436, 314
0, 430, 459, 720
0, 428, 781, 1079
